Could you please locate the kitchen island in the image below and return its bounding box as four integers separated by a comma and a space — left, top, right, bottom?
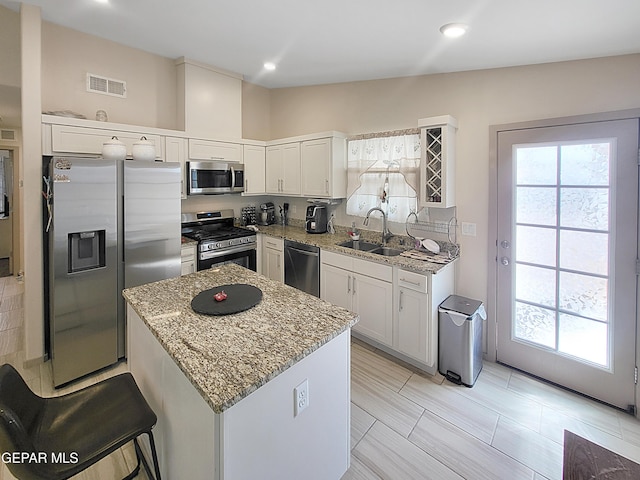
123, 263, 358, 480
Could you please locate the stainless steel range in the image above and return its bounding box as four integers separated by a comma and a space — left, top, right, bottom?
181, 210, 257, 271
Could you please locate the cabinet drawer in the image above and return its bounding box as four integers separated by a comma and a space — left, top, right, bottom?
181, 244, 196, 261
188, 139, 243, 162
353, 257, 392, 283
263, 236, 283, 251
397, 269, 428, 293
321, 250, 352, 270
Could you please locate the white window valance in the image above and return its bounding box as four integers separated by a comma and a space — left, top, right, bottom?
346, 133, 420, 223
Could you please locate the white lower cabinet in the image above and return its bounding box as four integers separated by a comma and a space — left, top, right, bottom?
394, 269, 431, 365
392, 263, 455, 372
262, 235, 284, 283
321, 249, 455, 374
321, 251, 393, 347
181, 243, 196, 276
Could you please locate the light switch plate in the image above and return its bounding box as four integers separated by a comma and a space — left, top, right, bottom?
461, 222, 477, 237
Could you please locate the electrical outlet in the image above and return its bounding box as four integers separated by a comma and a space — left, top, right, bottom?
294, 379, 309, 417
291, 205, 297, 214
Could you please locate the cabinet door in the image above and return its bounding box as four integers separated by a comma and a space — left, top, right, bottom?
265, 146, 283, 194
263, 247, 283, 282
352, 273, 393, 347
301, 138, 330, 197
262, 236, 284, 283
397, 287, 430, 364
320, 263, 352, 310
51, 124, 163, 159
281, 143, 301, 195
188, 139, 243, 163
243, 145, 266, 195
166, 137, 187, 199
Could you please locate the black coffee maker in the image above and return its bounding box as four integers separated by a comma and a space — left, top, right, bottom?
305, 205, 328, 233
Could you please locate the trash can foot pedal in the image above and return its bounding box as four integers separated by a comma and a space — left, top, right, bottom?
444, 370, 462, 385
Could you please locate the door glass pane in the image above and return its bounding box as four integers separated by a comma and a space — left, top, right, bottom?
516, 264, 556, 307
558, 313, 608, 366
516, 146, 557, 185
560, 143, 610, 186
559, 230, 608, 275
560, 188, 609, 230
515, 225, 556, 266
517, 187, 556, 225
515, 302, 556, 348
559, 272, 608, 321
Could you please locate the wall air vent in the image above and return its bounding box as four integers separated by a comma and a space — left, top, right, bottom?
86, 73, 127, 98
0, 129, 16, 141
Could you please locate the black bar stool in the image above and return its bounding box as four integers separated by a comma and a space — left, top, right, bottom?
0, 363, 162, 480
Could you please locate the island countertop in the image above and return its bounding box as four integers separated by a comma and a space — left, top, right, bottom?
122, 263, 358, 413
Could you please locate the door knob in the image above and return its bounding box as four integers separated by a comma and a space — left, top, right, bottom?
501, 240, 510, 249
500, 256, 510, 266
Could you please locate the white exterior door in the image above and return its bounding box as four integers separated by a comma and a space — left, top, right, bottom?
496, 118, 639, 410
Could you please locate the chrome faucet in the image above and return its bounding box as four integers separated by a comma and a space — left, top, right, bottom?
363, 207, 393, 246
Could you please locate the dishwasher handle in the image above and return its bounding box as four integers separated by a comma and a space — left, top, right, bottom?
287, 246, 319, 258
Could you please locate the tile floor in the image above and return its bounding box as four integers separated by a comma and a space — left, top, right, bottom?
343, 340, 640, 480
1, 275, 639, 479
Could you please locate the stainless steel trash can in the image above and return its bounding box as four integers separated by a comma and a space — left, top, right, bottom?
438, 295, 486, 387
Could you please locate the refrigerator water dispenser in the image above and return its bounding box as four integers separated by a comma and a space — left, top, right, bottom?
68, 230, 106, 273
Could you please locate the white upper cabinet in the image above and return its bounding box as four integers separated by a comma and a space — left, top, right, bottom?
301, 136, 346, 198
165, 136, 187, 199
266, 143, 301, 195
188, 139, 243, 163
265, 132, 346, 198
47, 124, 164, 160
419, 115, 457, 208
243, 144, 266, 195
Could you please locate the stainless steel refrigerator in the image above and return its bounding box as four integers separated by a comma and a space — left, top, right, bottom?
44, 157, 181, 387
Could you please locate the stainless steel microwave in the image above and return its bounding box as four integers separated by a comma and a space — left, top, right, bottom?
187, 160, 244, 195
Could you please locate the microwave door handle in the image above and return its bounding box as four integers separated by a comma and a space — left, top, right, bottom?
230, 166, 235, 189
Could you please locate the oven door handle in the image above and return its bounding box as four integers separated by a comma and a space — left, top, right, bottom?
199, 244, 256, 260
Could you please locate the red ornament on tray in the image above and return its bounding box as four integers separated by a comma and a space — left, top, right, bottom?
213, 290, 228, 302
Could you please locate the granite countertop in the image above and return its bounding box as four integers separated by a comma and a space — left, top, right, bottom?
181, 236, 198, 246
255, 223, 458, 275
123, 263, 358, 414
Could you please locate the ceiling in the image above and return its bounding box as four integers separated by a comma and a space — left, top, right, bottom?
2, 0, 640, 89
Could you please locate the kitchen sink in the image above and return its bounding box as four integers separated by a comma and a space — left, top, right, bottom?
369, 246, 403, 257
337, 240, 380, 251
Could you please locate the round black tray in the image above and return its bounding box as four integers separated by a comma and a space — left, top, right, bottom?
191, 284, 262, 316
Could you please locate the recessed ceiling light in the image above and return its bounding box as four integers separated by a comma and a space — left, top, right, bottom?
439, 23, 468, 38
263, 62, 276, 71
95, 0, 109, 3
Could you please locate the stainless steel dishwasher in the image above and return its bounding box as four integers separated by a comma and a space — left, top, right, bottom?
284, 240, 320, 297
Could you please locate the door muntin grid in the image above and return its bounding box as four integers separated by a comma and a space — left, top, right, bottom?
512, 140, 613, 369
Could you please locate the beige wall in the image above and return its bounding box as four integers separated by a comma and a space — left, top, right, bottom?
269, 54, 640, 306
41, 22, 177, 129
242, 82, 271, 141
0, 5, 20, 88
0, 5, 21, 129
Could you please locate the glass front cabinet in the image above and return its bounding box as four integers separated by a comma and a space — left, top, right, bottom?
419, 115, 457, 208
